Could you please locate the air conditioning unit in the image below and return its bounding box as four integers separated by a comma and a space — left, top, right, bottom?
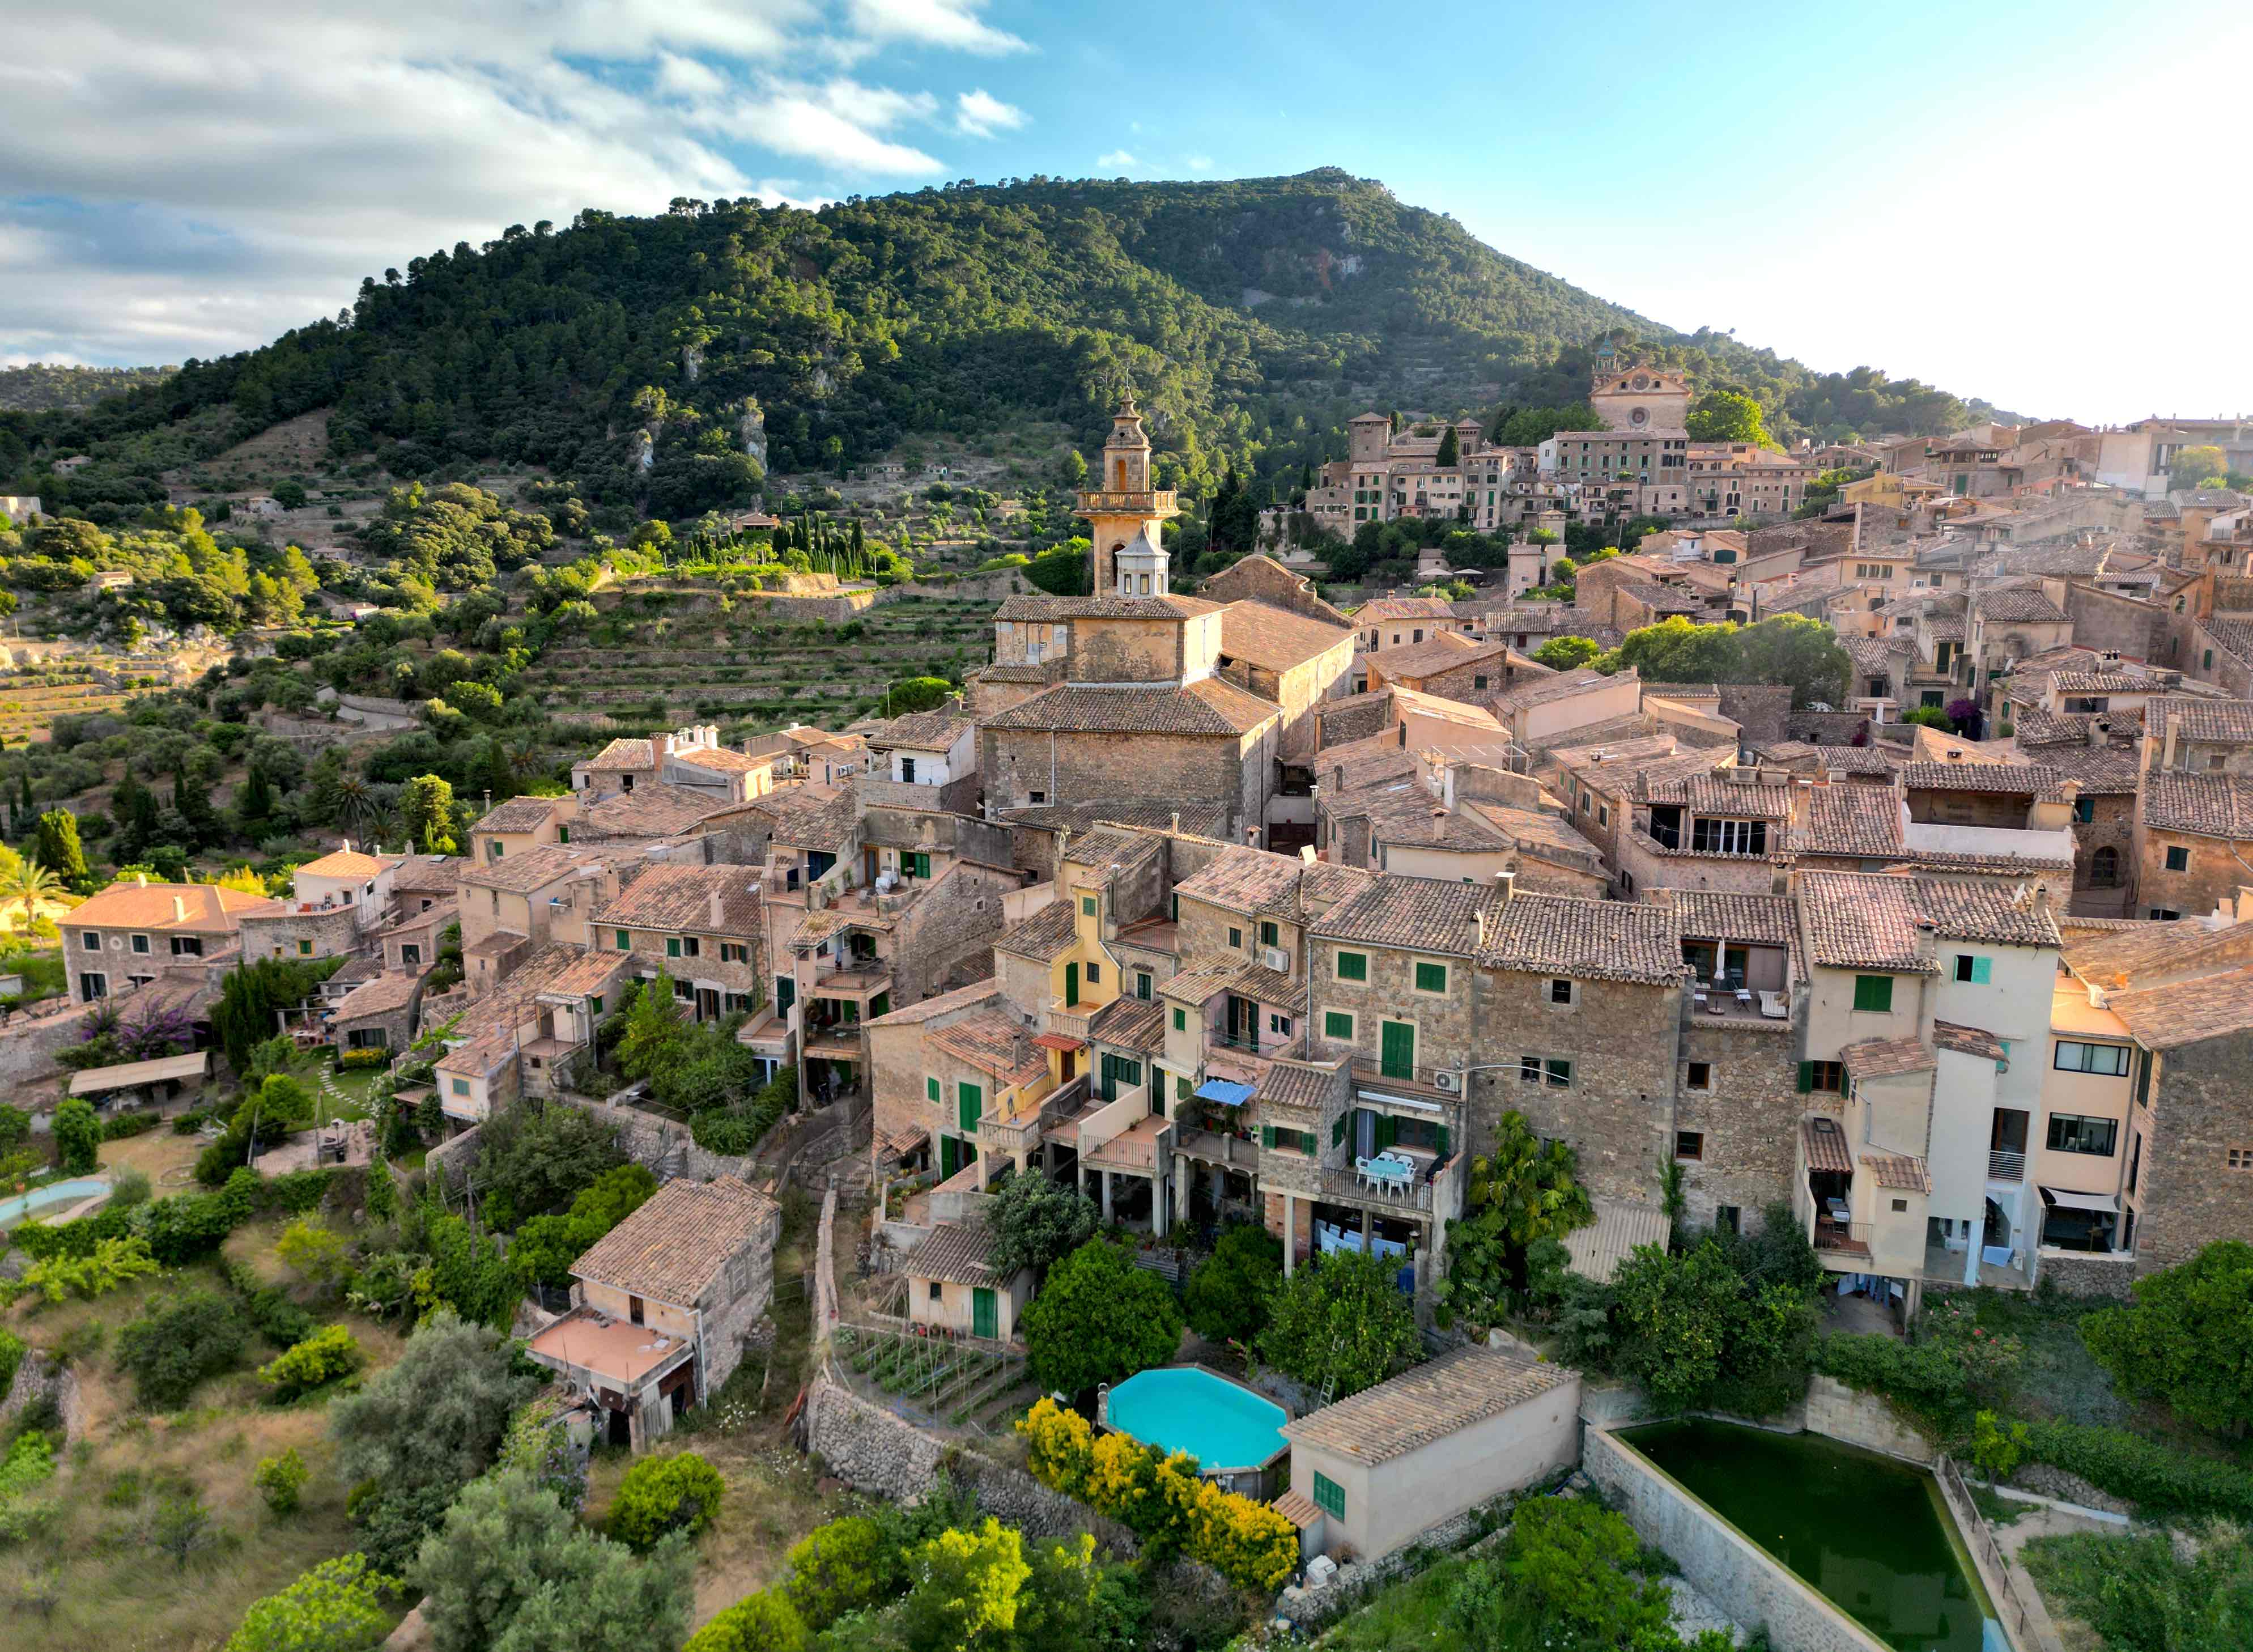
1259, 946, 1290, 973
1433, 1070, 1459, 1092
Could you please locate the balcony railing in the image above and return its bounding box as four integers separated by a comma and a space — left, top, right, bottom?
1319, 1163, 1438, 1213
1077, 488, 1179, 513
1987, 1149, 2026, 1183
1175, 1128, 1259, 1171
978, 1105, 1049, 1156
1210, 1031, 1266, 1056
1047, 1003, 1093, 1042
1813, 1217, 1872, 1256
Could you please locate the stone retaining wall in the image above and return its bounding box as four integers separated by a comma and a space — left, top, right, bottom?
2034, 1250, 2138, 1298
1584, 1427, 1890, 1652
1802, 1374, 1935, 1465
0, 1351, 83, 1442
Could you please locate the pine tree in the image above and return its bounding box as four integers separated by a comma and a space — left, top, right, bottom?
1436, 426, 1460, 468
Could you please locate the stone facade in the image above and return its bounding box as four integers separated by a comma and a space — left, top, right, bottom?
238, 905, 363, 965
1673, 1016, 1804, 1233
2065, 791, 2136, 917
2129, 817, 2250, 920
2127, 1031, 2253, 1274
887, 862, 1018, 1006
980, 723, 1276, 838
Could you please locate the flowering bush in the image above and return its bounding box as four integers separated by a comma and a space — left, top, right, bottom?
1015, 1398, 1296, 1590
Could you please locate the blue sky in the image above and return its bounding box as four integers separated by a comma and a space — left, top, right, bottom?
3, 1, 2246, 424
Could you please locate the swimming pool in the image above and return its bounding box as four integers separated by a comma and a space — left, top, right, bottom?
1104, 1365, 1290, 1474
0, 1178, 110, 1229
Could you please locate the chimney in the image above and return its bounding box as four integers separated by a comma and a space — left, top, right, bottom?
135, 871, 147, 889
1170, 812, 1180, 834
1244, 826, 1261, 848
171, 895, 186, 921
341, 837, 353, 854
709, 890, 725, 929
1493, 869, 1516, 906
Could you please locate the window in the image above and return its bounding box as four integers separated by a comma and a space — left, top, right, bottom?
1081, 895, 1096, 917
1891, 1197, 1910, 1213
1800, 1060, 1844, 1093
1414, 961, 1448, 994
130, 933, 150, 954
78, 972, 107, 1001
2054, 1042, 2131, 1076
1674, 1130, 1704, 1161
1268, 1013, 1293, 1036
1474, 675, 1489, 690
590, 996, 603, 1016
171, 936, 202, 957
297, 939, 313, 957
1136, 972, 1152, 1001
1228, 927, 1242, 949
1379, 1020, 1415, 1080
1686, 1061, 1712, 1091
81, 931, 101, 951
1336, 950, 1367, 982
556, 825, 568, 843
2091, 846, 2119, 886
1312, 1472, 1346, 1521
1954, 954, 1991, 984
1171, 1006, 1186, 1033
667, 936, 681, 958
2073, 797, 2095, 823
1260, 921, 1278, 948
1521, 1055, 1570, 1087
1853, 975, 1895, 1013
1085, 963, 1100, 985
2165, 846, 2190, 872
1548, 979, 1574, 1005
1261, 1125, 1316, 1154
450, 1077, 470, 1096
2046, 1114, 2119, 1156
929, 1280, 943, 1302
2229, 1147, 2253, 1171
926, 1076, 940, 1102
1690, 817, 1767, 854
1715, 1204, 1741, 1235
1324, 1010, 1354, 1041
1028, 790, 1045, 804
1176, 1076, 1191, 1101
401, 944, 421, 967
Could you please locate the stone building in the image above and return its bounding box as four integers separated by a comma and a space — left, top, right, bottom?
63, 879, 278, 1004
592, 862, 768, 1024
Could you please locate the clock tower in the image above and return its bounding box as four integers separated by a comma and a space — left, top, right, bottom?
1078, 394, 1180, 595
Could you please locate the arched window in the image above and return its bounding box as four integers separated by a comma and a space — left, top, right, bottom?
2090, 846, 2119, 887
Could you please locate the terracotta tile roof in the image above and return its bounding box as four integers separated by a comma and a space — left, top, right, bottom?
1797, 872, 2057, 972
2030, 744, 2141, 795
866, 708, 972, 751
1366, 633, 1483, 679
468, 840, 626, 895
1458, 804, 1605, 871
1489, 667, 1620, 715
583, 737, 656, 772
576, 783, 735, 839
867, 980, 1006, 1027
1351, 595, 1458, 622
373, 897, 454, 939
1172, 845, 1373, 921
331, 972, 420, 1019
1158, 955, 1305, 1013
474, 796, 567, 834
1561, 1198, 1673, 1283
1062, 825, 1166, 877
1863, 1152, 1932, 1194
768, 788, 858, 854
1312, 728, 1421, 793
2148, 697, 2253, 745
1842, 635, 1914, 676
994, 594, 1082, 621
927, 1009, 1047, 1085
571, 1177, 779, 1306
1647, 772, 1795, 819
70, 881, 279, 934
1841, 1035, 1932, 1079
1640, 682, 1720, 700
1087, 994, 1166, 1051
539, 948, 630, 998
994, 899, 1078, 962
1900, 760, 2066, 801
1660, 890, 1800, 948
1802, 1116, 1853, 1174
1254, 1061, 1340, 1111
974, 661, 1064, 686
1218, 601, 1353, 670
1353, 789, 1520, 852
1270, 1491, 1323, 1529
2142, 771, 2253, 839
393, 855, 461, 893
1975, 587, 2069, 623
1310, 878, 1497, 958
981, 678, 1280, 736
464, 930, 530, 960
2201, 619, 2253, 665
593, 863, 763, 935
1477, 893, 1685, 984
451, 941, 623, 1041
902, 1221, 1009, 1287
665, 745, 764, 774
2106, 964, 2253, 1048
1280, 1344, 1574, 1466
2043, 670, 2162, 695
295, 847, 401, 879
1934, 1021, 2007, 1060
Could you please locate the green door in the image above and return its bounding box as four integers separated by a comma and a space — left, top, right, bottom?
1380, 1020, 1415, 1080
957, 1081, 983, 1132
972, 1286, 997, 1340
1064, 962, 1079, 1007
940, 1135, 962, 1178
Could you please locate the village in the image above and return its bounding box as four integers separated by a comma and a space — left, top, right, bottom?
4, 375, 2253, 1652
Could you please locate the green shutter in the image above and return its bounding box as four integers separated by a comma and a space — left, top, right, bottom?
1380, 1020, 1415, 1079
1171, 1005, 1185, 1032
1261, 1126, 1276, 1149
1336, 951, 1367, 981
615, 928, 630, 949
1970, 957, 1991, 985
1332, 1112, 1347, 1147
926, 1076, 940, 1103
1415, 962, 1447, 993
1260, 921, 1278, 947
1064, 962, 1079, 1007
1796, 1061, 1814, 1094
957, 1082, 983, 1132
1436, 1124, 1451, 1157
1176, 1076, 1191, 1101
1324, 1010, 1354, 1040
1312, 1471, 1346, 1520
1081, 895, 1095, 916
1853, 975, 1894, 1013
972, 1286, 997, 1340
1375, 1114, 1397, 1150
666, 936, 681, 958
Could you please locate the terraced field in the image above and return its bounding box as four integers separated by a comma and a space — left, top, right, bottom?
526, 590, 999, 731
0, 666, 168, 742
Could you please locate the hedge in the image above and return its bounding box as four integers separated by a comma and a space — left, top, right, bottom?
100, 1110, 162, 1140
13, 1166, 348, 1269
1017, 1398, 1298, 1590
1810, 1333, 1967, 1436
338, 1048, 390, 1072
2020, 1419, 2253, 1519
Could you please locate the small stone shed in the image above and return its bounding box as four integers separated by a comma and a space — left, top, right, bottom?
900, 1220, 1032, 1342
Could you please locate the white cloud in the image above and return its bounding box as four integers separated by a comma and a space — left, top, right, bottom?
846, 0, 1028, 56
1185, 155, 1214, 173
1098, 150, 1139, 171
954, 88, 1026, 138
0, 1, 1011, 364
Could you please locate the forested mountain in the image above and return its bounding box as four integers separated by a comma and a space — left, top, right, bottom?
3, 170, 2000, 515
0, 363, 176, 413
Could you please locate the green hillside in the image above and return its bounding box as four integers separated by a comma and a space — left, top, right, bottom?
2, 169, 1995, 516
0, 363, 177, 413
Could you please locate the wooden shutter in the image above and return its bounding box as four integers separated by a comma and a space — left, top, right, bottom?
957, 1082, 983, 1132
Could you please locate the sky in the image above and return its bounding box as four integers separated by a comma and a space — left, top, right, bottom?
2, 0, 2247, 426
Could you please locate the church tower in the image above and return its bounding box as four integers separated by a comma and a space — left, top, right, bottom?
1078, 393, 1180, 595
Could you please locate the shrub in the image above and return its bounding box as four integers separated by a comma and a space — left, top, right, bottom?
683, 1590, 809, 1652
1017, 1398, 1297, 1591
2019, 1419, 2253, 1518
226, 1553, 398, 1652
1971, 1410, 2030, 1483
1258, 1247, 1419, 1401
1020, 1238, 1181, 1397
3, 1233, 159, 1303
254, 1446, 309, 1514
337, 1048, 390, 1072
783, 1515, 889, 1629
0, 1330, 22, 1399
277, 1219, 351, 1289
51, 1097, 99, 1174
100, 1109, 161, 1140
108, 1165, 152, 1209
260, 1325, 364, 1400
116, 1288, 251, 1409
609, 1451, 727, 1552
2080, 1239, 2253, 1435
225, 1259, 319, 1351
1179, 1226, 1285, 1345
1445, 1496, 1674, 1650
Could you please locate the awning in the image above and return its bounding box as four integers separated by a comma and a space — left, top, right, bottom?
69, 1051, 208, 1095
1194, 1079, 1256, 1107
2039, 1187, 2120, 1214
1032, 1032, 1085, 1052
1355, 1087, 1447, 1115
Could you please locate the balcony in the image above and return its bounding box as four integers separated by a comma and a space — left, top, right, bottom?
1987, 1149, 2026, 1183
1175, 1127, 1259, 1172
814, 966, 891, 999
1077, 488, 1179, 513
1046, 1002, 1094, 1042
1813, 1216, 1872, 1257
1319, 1162, 1439, 1213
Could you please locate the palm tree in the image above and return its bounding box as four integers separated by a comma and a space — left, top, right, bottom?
1, 858, 60, 934
325, 771, 381, 837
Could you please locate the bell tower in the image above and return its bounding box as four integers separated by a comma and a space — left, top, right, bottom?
1078, 393, 1180, 595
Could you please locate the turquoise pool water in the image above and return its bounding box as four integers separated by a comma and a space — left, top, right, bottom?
0, 1178, 109, 1229
1107, 1366, 1289, 1471
1623, 1419, 1992, 1652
